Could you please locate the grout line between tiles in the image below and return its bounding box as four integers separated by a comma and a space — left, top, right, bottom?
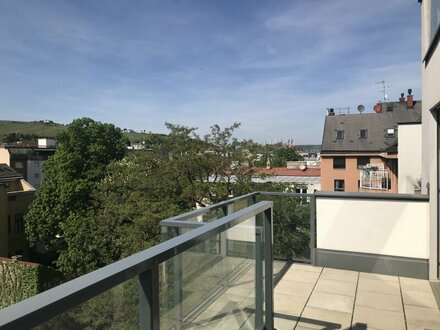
398, 276, 408, 330
349, 271, 360, 328
292, 264, 324, 329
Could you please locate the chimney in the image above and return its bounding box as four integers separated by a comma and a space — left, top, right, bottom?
407, 89, 414, 109
373, 102, 382, 113
399, 93, 405, 102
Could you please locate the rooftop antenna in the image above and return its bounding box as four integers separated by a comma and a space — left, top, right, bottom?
357, 104, 365, 114
375, 80, 391, 101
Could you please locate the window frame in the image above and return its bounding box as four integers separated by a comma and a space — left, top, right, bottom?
359, 129, 368, 139
334, 179, 345, 192
357, 156, 370, 169
333, 157, 346, 169
336, 130, 345, 139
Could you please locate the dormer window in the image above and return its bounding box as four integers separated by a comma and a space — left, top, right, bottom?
336, 130, 344, 139
359, 129, 368, 139
386, 128, 395, 137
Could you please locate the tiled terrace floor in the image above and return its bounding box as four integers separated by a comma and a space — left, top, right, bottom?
275, 264, 440, 330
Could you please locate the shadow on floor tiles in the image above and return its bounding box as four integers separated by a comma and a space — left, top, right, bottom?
273, 313, 340, 329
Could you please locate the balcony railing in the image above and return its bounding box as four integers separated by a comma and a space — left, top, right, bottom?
0, 191, 430, 329
0, 200, 274, 330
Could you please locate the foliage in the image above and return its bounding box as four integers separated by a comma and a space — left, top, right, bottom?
272, 147, 303, 167
1, 132, 39, 144
0, 260, 60, 309
254, 144, 303, 167
25, 118, 129, 273
56, 122, 259, 276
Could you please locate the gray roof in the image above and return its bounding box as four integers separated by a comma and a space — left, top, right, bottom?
0, 164, 22, 182
321, 101, 422, 153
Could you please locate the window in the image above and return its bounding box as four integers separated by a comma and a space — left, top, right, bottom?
431, 1, 440, 44
336, 130, 344, 139
34, 173, 40, 179
333, 157, 346, 169
424, 1, 440, 63
14, 214, 24, 233
357, 157, 370, 169
14, 161, 23, 169
386, 128, 395, 137
334, 180, 345, 192
386, 106, 393, 112
359, 129, 368, 139
8, 195, 16, 201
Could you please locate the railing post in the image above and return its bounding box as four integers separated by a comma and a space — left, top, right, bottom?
138, 265, 160, 330
255, 227, 263, 330
310, 195, 316, 266
264, 207, 274, 330
173, 228, 183, 329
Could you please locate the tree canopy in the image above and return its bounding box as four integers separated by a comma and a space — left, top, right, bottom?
25, 118, 128, 269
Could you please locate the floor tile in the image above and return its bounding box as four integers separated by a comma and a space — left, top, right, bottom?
320, 268, 358, 284
274, 293, 307, 316
359, 272, 399, 282
314, 278, 356, 297
404, 305, 440, 329
400, 276, 433, 293
353, 306, 405, 330
306, 291, 354, 314
357, 277, 401, 296
296, 306, 351, 329
291, 263, 323, 273
355, 290, 403, 313
283, 269, 321, 284
402, 290, 438, 308
274, 316, 296, 330
275, 279, 315, 298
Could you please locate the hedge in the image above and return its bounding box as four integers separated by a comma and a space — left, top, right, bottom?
0, 258, 61, 309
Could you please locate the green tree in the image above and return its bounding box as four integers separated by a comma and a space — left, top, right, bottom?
25, 118, 128, 271
272, 147, 303, 167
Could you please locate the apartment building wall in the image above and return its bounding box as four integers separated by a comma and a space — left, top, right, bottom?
420, 0, 440, 279
6, 189, 34, 257
0, 185, 8, 257
321, 155, 397, 193
398, 123, 422, 194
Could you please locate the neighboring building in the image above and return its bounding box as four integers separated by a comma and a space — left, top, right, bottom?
253, 166, 321, 193
0, 138, 56, 188
0, 164, 35, 258
420, 0, 440, 280
320, 94, 421, 193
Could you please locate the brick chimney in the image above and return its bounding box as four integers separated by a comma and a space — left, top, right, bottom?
407, 89, 414, 109
399, 93, 405, 102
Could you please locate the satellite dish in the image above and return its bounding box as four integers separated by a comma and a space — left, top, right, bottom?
357, 105, 365, 113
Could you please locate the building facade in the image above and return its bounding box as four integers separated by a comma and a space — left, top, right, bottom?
0, 138, 56, 188
321, 96, 421, 193
420, 0, 440, 279
0, 164, 35, 258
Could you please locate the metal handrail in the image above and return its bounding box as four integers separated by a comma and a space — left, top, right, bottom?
0, 201, 273, 330
161, 192, 258, 224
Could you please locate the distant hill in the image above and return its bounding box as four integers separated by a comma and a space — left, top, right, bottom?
0, 120, 65, 138
0, 120, 162, 144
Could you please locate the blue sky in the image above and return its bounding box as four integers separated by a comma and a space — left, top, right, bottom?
0, 1, 421, 144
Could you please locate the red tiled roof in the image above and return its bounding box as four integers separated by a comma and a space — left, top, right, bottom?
253, 167, 321, 177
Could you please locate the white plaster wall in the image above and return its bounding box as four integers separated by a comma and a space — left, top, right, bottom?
398, 124, 422, 194
420, 0, 440, 279
316, 198, 429, 259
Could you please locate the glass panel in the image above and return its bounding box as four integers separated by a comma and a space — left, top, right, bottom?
36, 277, 138, 329
159, 215, 265, 329
257, 194, 310, 262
